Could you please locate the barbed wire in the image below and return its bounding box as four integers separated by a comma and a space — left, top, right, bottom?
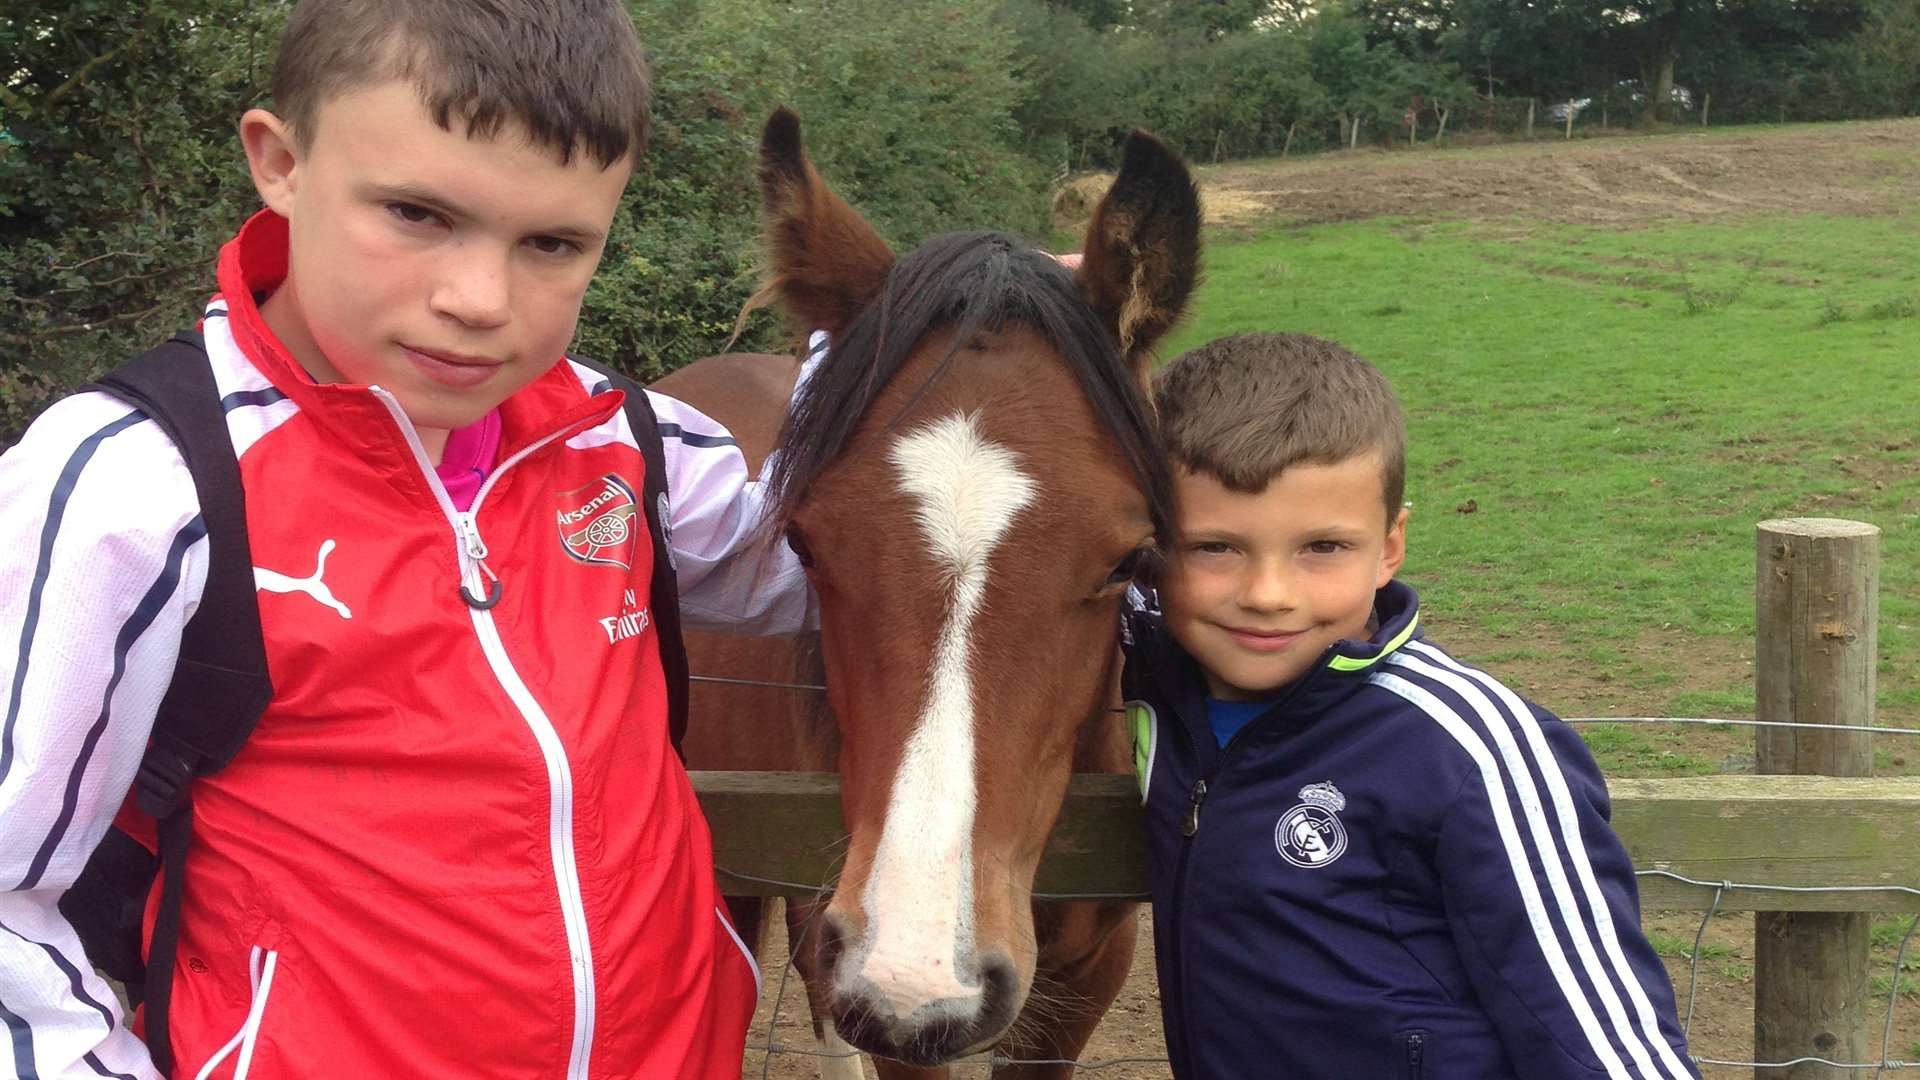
1565, 716, 1920, 737
688, 680, 1920, 738
1695, 1055, 1913, 1071
1638, 868, 1920, 901
724, 863, 1150, 903
734, 871, 1920, 1076
690, 674, 827, 692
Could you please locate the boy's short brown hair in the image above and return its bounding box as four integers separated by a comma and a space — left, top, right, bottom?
272, 0, 650, 168
1155, 331, 1406, 523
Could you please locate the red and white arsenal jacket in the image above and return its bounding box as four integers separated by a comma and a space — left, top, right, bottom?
0, 211, 808, 1079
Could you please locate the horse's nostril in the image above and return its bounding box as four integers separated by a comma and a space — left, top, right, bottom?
975, 953, 1020, 1042
814, 911, 850, 977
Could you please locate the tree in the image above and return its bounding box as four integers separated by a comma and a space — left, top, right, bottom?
1403, 56, 1474, 141
1307, 8, 1409, 147
1041, 0, 1130, 32
1139, 0, 1275, 38
1847, 0, 1920, 115
1433, 0, 1871, 124
1614, 0, 1871, 122
1430, 0, 1620, 107
998, 0, 1135, 169
1044, 0, 1272, 36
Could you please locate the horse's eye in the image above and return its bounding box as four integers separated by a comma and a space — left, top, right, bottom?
785, 525, 816, 570
1104, 547, 1154, 587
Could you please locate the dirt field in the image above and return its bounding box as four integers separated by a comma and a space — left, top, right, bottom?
747, 121, 1920, 1079
1055, 118, 1920, 233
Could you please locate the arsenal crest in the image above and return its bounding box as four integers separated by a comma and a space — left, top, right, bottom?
557, 474, 640, 569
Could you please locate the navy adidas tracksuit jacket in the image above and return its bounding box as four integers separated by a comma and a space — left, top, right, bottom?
1122, 581, 1698, 1079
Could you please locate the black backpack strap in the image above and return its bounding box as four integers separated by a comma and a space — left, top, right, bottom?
79, 331, 273, 1075
624, 389, 691, 759
571, 356, 690, 757
85, 332, 274, 798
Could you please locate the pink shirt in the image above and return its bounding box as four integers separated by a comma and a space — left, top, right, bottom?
435, 409, 502, 511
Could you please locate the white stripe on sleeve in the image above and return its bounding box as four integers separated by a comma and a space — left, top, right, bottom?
2, 391, 202, 1080
644, 391, 810, 635
1371, 670, 1635, 1080
1401, 642, 1693, 1080
1386, 652, 1673, 1077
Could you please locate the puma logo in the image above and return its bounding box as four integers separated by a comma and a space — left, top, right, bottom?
255, 539, 353, 620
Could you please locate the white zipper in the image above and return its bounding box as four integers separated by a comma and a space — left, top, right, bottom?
371, 388, 597, 1079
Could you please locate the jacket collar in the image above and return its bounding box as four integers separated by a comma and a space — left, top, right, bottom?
1129, 580, 1423, 763
1320, 579, 1422, 681
212, 209, 620, 498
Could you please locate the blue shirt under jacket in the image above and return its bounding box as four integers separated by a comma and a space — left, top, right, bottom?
1205, 696, 1272, 747
1122, 580, 1699, 1080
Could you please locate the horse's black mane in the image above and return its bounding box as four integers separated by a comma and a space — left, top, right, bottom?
767, 230, 1174, 541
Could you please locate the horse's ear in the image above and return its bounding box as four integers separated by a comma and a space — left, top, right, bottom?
756, 107, 896, 339
1075, 130, 1202, 376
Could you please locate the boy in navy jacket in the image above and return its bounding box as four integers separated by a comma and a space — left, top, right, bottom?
1123, 332, 1698, 1079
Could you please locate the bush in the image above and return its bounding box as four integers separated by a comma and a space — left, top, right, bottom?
1, 0, 285, 444
594, 0, 1049, 377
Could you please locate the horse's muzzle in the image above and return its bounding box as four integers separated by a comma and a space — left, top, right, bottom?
818, 913, 1022, 1066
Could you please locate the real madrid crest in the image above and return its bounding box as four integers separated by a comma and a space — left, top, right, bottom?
1275, 780, 1349, 869
556, 474, 641, 570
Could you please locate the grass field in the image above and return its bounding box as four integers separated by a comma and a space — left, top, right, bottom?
1159, 211, 1920, 778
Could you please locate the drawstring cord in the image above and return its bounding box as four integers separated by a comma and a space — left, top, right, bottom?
191, 945, 279, 1080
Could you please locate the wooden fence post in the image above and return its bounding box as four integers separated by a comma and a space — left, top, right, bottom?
1525, 97, 1535, 138
1753, 518, 1880, 1080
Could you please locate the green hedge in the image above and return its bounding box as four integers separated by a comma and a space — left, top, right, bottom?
2, 1, 284, 443
1, 0, 1047, 443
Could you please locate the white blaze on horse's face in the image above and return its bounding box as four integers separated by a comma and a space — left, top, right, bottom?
845, 411, 1036, 1018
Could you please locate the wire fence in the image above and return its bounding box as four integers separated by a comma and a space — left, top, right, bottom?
1649, 870, 1919, 1076
728, 713, 1920, 1078
692, 673, 1920, 741
1565, 716, 1920, 738
739, 886, 1918, 1077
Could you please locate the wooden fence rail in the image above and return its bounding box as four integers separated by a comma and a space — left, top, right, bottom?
694, 770, 1920, 913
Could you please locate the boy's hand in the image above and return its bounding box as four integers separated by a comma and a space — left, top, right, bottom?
1050, 252, 1084, 270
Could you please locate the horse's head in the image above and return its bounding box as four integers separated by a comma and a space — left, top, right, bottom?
759, 107, 1199, 1065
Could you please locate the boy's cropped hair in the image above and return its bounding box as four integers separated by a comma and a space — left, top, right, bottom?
273, 0, 650, 167
1155, 330, 1406, 522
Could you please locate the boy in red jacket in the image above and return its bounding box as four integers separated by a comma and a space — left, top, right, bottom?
0, 2, 802, 1076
